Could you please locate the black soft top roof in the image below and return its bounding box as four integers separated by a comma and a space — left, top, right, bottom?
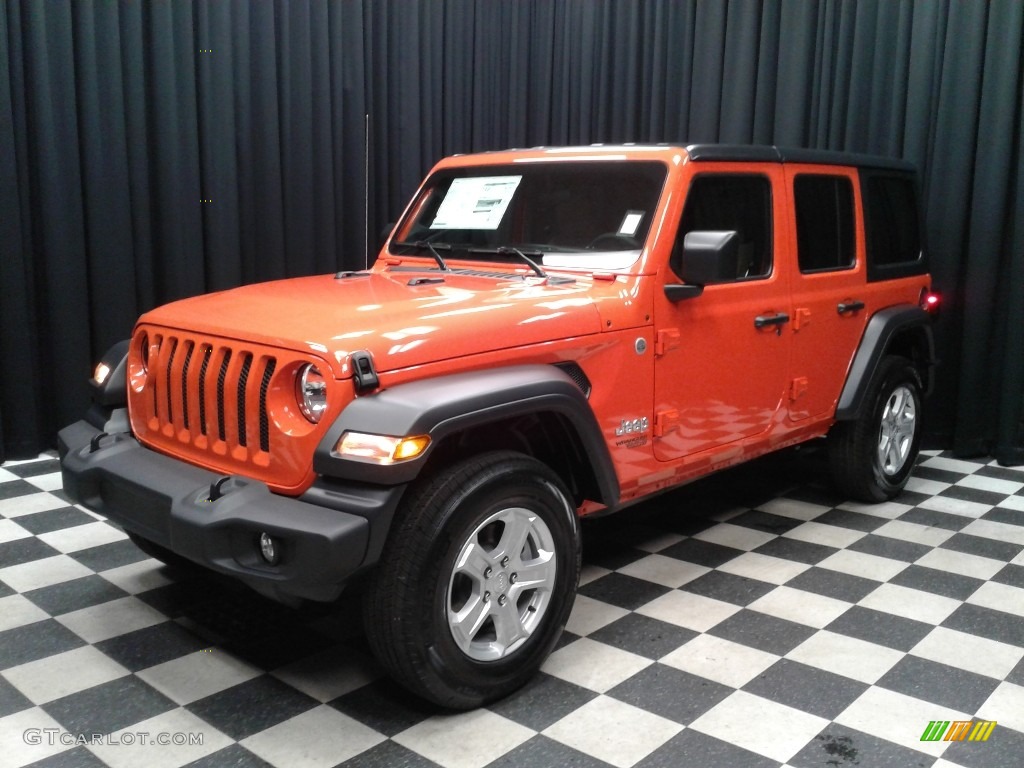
685, 144, 915, 173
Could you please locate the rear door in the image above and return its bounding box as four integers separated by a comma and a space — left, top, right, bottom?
653, 166, 792, 461
783, 166, 869, 422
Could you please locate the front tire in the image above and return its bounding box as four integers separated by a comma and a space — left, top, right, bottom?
830, 355, 923, 502
362, 451, 580, 709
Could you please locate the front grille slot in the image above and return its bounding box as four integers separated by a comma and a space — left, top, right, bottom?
144, 334, 278, 460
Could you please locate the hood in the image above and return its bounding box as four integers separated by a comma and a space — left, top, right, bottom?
139, 269, 604, 378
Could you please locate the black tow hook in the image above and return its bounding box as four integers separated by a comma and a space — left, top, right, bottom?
208, 476, 232, 502
89, 432, 109, 453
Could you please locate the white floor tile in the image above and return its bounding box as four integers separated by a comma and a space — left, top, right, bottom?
98, 559, 175, 594
836, 500, 914, 519
905, 477, 953, 496
858, 583, 960, 625
918, 496, 992, 519
783, 521, 866, 549
4, 646, 129, 704
242, 705, 385, 768
690, 690, 829, 763
959, 518, 1024, 547
565, 594, 631, 636
914, 548, 1004, 580
544, 695, 682, 768
393, 709, 533, 768
37, 522, 126, 553
747, 586, 851, 629
835, 687, 966, 758
0, 707, 72, 768
920, 457, 985, 475
541, 637, 651, 693
956, 474, 1024, 496
998, 495, 1024, 512
0, 493, 69, 518
617, 553, 710, 588
0, 519, 31, 545
716, 552, 811, 585
0, 555, 93, 592
270, 646, 383, 703
635, 590, 741, 632
0, 595, 49, 633
24, 473, 65, 493
872, 519, 956, 547
910, 627, 1024, 680
786, 630, 904, 684
660, 633, 779, 687
90, 708, 233, 768
756, 499, 831, 522
966, 581, 1024, 618
56, 596, 167, 643
138, 650, 263, 705
976, 682, 1024, 734
692, 523, 776, 551
579, 564, 612, 586
817, 549, 909, 582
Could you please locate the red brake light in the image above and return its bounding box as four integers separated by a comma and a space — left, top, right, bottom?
920, 290, 940, 315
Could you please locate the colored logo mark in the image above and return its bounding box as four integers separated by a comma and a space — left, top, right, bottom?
920, 720, 997, 742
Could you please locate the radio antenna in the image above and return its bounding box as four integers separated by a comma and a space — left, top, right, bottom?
364, 113, 370, 270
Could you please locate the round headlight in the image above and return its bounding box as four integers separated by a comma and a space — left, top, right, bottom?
296, 364, 328, 423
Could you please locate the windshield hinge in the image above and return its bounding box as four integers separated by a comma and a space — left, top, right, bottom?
351, 351, 379, 394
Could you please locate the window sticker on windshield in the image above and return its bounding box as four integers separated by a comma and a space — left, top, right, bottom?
618, 210, 645, 237
431, 176, 523, 230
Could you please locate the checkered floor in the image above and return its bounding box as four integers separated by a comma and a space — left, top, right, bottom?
1, 449, 1022, 768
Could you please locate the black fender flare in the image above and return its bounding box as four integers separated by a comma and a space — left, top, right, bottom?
835, 305, 936, 420
314, 364, 619, 504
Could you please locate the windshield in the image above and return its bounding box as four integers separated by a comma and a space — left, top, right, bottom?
392, 160, 668, 270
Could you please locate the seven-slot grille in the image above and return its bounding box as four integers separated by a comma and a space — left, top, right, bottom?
140, 333, 277, 459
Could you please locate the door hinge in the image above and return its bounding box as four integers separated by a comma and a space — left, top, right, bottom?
654, 328, 680, 357
789, 377, 808, 401
793, 307, 812, 331
654, 409, 680, 437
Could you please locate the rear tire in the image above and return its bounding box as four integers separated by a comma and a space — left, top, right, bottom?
362, 450, 580, 709
830, 355, 923, 502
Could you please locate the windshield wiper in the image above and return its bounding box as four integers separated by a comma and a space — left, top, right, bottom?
392, 240, 452, 271
469, 246, 548, 279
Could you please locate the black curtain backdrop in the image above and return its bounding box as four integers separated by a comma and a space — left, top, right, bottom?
2, 0, 1022, 465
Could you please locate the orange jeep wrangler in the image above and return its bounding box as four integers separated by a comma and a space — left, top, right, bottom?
60, 145, 937, 708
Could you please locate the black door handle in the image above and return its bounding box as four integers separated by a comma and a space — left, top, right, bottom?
837, 300, 865, 314
754, 312, 790, 329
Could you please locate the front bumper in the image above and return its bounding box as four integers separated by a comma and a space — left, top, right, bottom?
58, 419, 401, 603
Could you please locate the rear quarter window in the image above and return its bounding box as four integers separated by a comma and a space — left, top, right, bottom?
860, 170, 927, 281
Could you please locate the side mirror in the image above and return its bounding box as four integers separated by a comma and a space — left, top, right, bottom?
664, 230, 740, 303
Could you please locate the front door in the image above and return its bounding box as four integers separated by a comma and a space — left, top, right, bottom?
653, 168, 792, 462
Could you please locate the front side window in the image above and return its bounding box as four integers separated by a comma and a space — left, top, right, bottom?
393, 161, 668, 270
672, 174, 773, 280
794, 175, 855, 272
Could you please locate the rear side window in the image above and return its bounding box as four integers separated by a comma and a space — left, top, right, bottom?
861, 171, 925, 281
794, 175, 855, 272
673, 174, 773, 280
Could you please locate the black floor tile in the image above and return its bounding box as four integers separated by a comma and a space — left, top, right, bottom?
976, 465, 1024, 482
609, 663, 733, 725
709, 609, 816, 656
982, 506, 1024, 526
0, 480, 44, 501
183, 744, 276, 768
939, 485, 1009, 507
638, 727, 778, 768
0, 673, 33, 717
679, 571, 775, 607
814, 508, 888, 533
24, 746, 111, 768
826, 606, 934, 652
940, 533, 1022, 562
876, 655, 1000, 713
94, 621, 208, 671
68, 539, 149, 572
727, 509, 803, 535
587, 614, 697, 660
14, 508, 95, 536
328, 678, 441, 737
752, 537, 838, 565
186, 676, 318, 741
43, 676, 176, 737
742, 659, 868, 719
942, 720, 1024, 768
898, 507, 974, 531
5, 459, 61, 479
24, 576, 129, 616
912, 466, 965, 485
785, 566, 879, 603
486, 735, 615, 768
789, 724, 937, 768
0, 620, 86, 670
942, 603, 1024, 647
578, 573, 672, 611
0, 537, 60, 568
659, 538, 745, 568
487, 672, 598, 732
890, 564, 986, 601
338, 741, 443, 768
1006, 656, 1024, 686
847, 534, 931, 563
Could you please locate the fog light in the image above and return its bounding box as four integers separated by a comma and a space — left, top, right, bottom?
259, 532, 281, 565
